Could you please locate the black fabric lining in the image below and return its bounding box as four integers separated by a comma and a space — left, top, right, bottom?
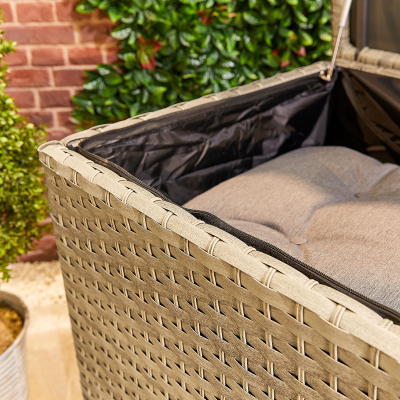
76, 68, 400, 324
80, 72, 335, 205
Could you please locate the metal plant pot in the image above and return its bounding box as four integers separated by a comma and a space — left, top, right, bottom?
0, 291, 29, 400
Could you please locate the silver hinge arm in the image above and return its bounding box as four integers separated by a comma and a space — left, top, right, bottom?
320, 0, 353, 81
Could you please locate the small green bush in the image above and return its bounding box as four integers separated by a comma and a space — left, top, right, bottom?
0, 15, 48, 281
73, 0, 331, 128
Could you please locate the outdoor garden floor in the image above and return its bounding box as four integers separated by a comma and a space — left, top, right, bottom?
2, 261, 83, 400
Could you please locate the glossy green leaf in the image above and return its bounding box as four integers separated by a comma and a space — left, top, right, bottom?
154, 70, 171, 82
98, 64, 115, 76
144, 10, 157, 20
125, 53, 136, 69
128, 31, 137, 46
72, 0, 332, 129
98, 1, 110, 10
319, 9, 331, 25
298, 29, 313, 46
73, 96, 95, 114
121, 15, 135, 23
318, 26, 332, 42
278, 27, 295, 38
280, 13, 292, 28
108, 5, 122, 22
129, 102, 141, 117
292, 7, 308, 23
307, 0, 323, 12
243, 11, 262, 25
87, 0, 101, 6
265, 54, 280, 69
134, 70, 151, 86
205, 50, 219, 65
103, 71, 123, 85
249, 0, 257, 9
102, 85, 118, 97
111, 26, 132, 40
222, 72, 235, 80
243, 66, 258, 80
179, 32, 196, 47
148, 85, 167, 95
83, 77, 103, 91
244, 34, 257, 52
166, 29, 179, 48
141, 89, 150, 103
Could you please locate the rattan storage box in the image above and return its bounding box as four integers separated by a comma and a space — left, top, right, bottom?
39, 1, 400, 399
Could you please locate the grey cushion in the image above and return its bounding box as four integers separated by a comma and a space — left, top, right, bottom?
184, 146, 400, 314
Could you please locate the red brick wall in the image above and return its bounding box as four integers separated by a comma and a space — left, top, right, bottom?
2, 0, 117, 140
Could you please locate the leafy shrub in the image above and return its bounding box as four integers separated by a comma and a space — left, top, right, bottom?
0, 15, 48, 280
73, 0, 332, 128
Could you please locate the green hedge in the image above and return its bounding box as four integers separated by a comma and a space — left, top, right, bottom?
0, 14, 48, 280
73, 0, 332, 128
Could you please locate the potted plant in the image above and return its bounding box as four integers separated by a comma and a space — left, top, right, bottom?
0, 10, 47, 399
0, 292, 29, 399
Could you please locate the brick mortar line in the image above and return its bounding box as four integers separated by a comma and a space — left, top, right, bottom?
101, 47, 107, 64
7, 1, 17, 22
7, 1, 111, 23
33, 88, 39, 109
55, 111, 73, 127
8, 65, 102, 70
4, 0, 65, 1
9, 43, 118, 48
50, 109, 58, 128
38, 87, 75, 93
49, 67, 55, 87
61, 46, 68, 66
51, 0, 57, 22
6, 86, 86, 91
5, 45, 119, 68
72, 20, 81, 45
3, 19, 112, 27
26, 46, 32, 66
19, 107, 73, 112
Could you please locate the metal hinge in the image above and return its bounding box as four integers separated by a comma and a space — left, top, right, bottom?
320, 0, 353, 81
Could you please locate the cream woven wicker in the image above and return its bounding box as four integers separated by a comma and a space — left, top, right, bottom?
39, 61, 400, 400
332, 0, 400, 77
39, 3, 400, 399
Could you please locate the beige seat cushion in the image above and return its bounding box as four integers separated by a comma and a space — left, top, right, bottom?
184, 146, 400, 314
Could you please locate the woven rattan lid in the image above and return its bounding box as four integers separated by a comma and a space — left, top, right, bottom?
331, 0, 400, 78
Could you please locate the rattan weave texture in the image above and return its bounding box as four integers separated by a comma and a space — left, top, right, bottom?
332, 0, 400, 75
39, 62, 400, 400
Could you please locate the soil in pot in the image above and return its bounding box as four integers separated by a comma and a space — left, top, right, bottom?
0, 301, 23, 355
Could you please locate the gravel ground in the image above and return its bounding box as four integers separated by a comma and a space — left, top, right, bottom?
1, 261, 66, 307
